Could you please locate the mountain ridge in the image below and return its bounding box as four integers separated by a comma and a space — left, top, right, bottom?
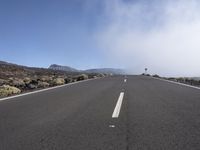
0, 60, 125, 75
48, 64, 125, 75
49, 64, 79, 72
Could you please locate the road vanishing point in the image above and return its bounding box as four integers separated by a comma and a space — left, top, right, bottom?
1, 75, 200, 150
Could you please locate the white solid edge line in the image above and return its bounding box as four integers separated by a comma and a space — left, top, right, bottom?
152, 77, 200, 90
112, 92, 124, 118
0, 78, 97, 101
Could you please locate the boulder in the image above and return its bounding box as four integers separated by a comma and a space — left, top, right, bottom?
64, 77, 73, 84
0, 85, 21, 97
27, 84, 37, 89
30, 79, 38, 85
12, 79, 25, 88
52, 78, 65, 85
25, 79, 39, 89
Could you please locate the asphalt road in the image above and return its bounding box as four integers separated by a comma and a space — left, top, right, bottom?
1, 75, 200, 150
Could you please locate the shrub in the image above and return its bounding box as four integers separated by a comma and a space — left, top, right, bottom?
52, 78, 65, 85
76, 74, 88, 81
23, 77, 31, 84
0, 85, 21, 97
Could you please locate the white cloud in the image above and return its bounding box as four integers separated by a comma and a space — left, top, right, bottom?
95, 0, 200, 76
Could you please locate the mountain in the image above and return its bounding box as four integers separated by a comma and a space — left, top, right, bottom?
49, 64, 79, 72
84, 68, 125, 75
49, 64, 125, 75
0, 61, 18, 66
0, 61, 8, 65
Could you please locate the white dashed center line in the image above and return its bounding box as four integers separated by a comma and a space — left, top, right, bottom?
109, 125, 115, 128
112, 92, 125, 118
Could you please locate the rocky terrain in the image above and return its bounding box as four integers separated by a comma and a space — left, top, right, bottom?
149, 74, 200, 87
0, 61, 106, 97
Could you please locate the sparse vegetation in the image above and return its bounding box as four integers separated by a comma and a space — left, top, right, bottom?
75, 74, 88, 81
0, 61, 107, 97
146, 73, 200, 87
0, 85, 21, 96
173, 77, 200, 86
52, 78, 65, 86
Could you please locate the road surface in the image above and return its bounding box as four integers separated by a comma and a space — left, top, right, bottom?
1, 75, 200, 150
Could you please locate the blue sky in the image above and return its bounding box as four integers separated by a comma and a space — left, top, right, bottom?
1, 0, 200, 76
0, 0, 107, 69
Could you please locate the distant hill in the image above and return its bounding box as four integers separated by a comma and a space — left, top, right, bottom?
0, 61, 18, 66
49, 64, 125, 75
0, 61, 125, 75
49, 64, 79, 72
0, 61, 8, 65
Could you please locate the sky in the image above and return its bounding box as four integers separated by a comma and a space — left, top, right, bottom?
1, 0, 200, 76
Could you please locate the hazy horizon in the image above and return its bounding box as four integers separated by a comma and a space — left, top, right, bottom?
1, 0, 200, 77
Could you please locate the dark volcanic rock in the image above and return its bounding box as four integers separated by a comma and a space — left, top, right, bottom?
27, 84, 37, 89
75, 74, 89, 81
